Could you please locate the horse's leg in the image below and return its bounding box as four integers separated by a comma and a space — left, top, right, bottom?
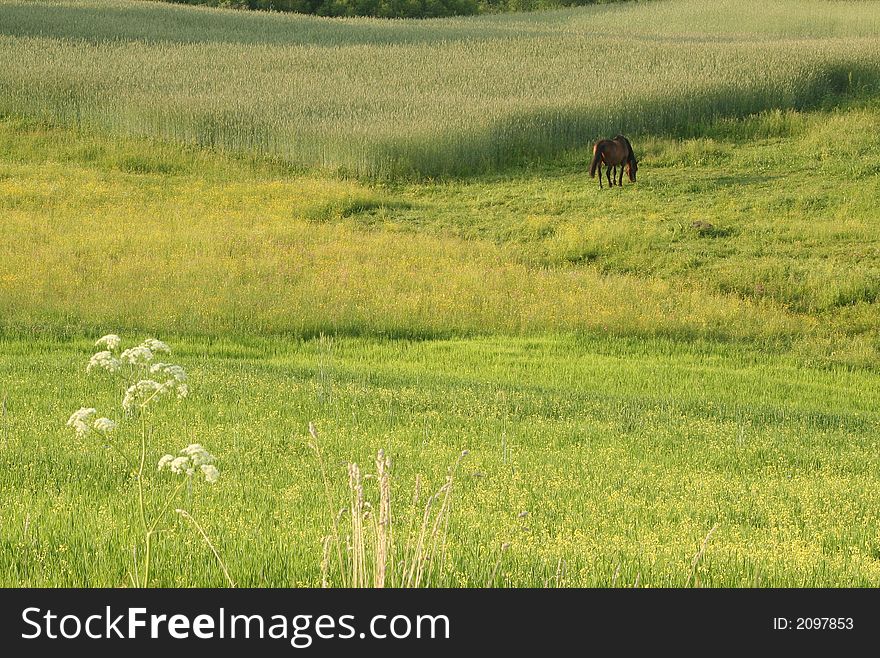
610, 166, 617, 186
606, 165, 613, 188
618, 165, 624, 186
597, 161, 603, 189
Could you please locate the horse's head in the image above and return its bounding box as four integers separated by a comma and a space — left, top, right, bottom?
626, 158, 638, 182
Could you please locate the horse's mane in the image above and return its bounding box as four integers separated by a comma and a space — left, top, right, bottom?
614, 134, 635, 162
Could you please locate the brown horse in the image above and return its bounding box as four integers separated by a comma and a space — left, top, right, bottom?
589, 135, 638, 189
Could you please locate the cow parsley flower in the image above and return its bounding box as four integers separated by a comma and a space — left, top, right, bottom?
170, 456, 193, 476
93, 417, 117, 433
122, 379, 164, 410
95, 334, 121, 351
150, 363, 187, 382
141, 338, 170, 354
158, 444, 219, 483
66, 407, 97, 437
87, 350, 121, 373
182, 443, 215, 466
120, 346, 154, 366
200, 464, 220, 484
176, 383, 189, 399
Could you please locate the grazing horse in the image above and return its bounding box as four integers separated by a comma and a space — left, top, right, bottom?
589, 134, 638, 189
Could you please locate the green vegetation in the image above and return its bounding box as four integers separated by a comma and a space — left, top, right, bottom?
3, 95, 880, 587
5, 333, 880, 587
2, 0, 880, 587
2, 102, 879, 363
1, 0, 879, 176
156, 0, 623, 20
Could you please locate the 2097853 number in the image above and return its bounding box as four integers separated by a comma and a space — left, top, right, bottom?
773, 617, 854, 630
797, 618, 853, 630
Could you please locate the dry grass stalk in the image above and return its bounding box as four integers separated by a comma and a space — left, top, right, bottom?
557, 557, 568, 588
409, 450, 467, 587
310, 421, 466, 588
685, 523, 719, 588
348, 462, 366, 587
374, 449, 392, 588
486, 542, 511, 587
175, 508, 236, 587
320, 535, 332, 589
308, 422, 347, 588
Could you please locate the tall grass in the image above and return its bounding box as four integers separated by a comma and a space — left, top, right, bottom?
310, 422, 469, 588
1, 0, 879, 176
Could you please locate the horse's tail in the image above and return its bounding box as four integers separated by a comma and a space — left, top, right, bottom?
589, 144, 602, 178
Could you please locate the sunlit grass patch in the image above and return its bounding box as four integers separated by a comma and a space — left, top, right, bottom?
0, 117, 801, 344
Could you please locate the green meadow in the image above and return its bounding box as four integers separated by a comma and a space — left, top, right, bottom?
5, 333, 880, 587
2, 0, 880, 587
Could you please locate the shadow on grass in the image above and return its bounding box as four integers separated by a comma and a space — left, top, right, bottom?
374, 65, 879, 182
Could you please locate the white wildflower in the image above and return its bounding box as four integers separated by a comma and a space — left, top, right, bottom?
120, 346, 154, 366
141, 338, 170, 354
95, 334, 121, 351
122, 379, 163, 410
169, 456, 190, 475
200, 464, 220, 484
176, 383, 189, 399
159, 444, 219, 483
150, 363, 187, 382
66, 407, 96, 437
92, 417, 117, 433
87, 350, 121, 373
182, 443, 214, 467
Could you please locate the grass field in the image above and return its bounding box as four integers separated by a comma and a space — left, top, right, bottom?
2, 0, 880, 587
3, 102, 880, 361
5, 334, 880, 587
2, 0, 880, 176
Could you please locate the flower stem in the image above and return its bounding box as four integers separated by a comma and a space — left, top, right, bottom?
136, 414, 149, 586
137, 415, 148, 534
142, 479, 188, 587
148, 480, 188, 534
176, 508, 236, 587
143, 529, 152, 587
